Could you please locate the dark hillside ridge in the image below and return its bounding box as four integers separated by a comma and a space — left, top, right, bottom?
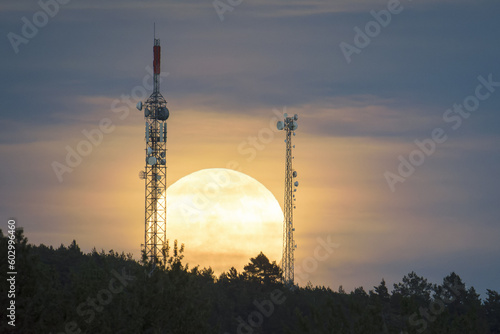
2, 229, 499, 334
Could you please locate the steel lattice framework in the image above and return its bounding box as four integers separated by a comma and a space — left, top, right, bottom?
278, 114, 299, 286
139, 38, 169, 265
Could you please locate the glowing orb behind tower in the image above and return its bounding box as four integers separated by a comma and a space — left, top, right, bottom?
162, 168, 283, 273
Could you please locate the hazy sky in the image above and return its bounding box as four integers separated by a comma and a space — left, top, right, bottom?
1, 0, 499, 296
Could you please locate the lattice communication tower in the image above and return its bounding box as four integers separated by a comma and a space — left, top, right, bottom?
277, 113, 299, 286
137, 38, 169, 265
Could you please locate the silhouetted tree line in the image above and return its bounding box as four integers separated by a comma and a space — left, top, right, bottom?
1, 229, 499, 334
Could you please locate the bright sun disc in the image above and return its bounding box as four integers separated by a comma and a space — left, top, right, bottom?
163, 168, 283, 274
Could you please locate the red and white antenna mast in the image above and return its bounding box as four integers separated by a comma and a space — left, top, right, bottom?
137, 32, 169, 265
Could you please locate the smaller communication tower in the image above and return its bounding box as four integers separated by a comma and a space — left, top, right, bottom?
277, 113, 299, 286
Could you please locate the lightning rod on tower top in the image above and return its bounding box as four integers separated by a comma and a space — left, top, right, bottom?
136, 33, 170, 266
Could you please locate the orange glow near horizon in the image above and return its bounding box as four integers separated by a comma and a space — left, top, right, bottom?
13, 97, 493, 291
14, 102, 403, 284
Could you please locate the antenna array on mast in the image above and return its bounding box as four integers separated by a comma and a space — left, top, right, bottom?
137, 34, 170, 265
277, 113, 299, 286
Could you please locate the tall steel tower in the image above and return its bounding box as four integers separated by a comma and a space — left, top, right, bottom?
137, 38, 169, 265
277, 113, 299, 286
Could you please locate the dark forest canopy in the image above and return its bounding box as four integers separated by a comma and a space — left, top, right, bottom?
1, 229, 499, 334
